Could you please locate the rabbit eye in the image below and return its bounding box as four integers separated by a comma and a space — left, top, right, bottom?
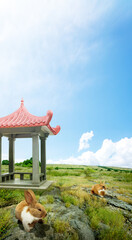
38, 208, 41, 211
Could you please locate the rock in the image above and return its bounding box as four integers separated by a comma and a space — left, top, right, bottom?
93, 223, 110, 240
98, 223, 110, 231
70, 219, 94, 240
4, 194, 95, 240
5, 220, 52, 240
83, 188, 132, 212
107, 198, 132, 211
47, 202, 95, 240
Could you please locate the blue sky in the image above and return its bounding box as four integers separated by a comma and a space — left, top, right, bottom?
0, 0, 132, 168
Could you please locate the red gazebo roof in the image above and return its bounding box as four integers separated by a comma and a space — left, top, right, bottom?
0, 99, 60, 135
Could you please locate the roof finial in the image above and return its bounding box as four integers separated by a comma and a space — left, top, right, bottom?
21, 98, 24, 106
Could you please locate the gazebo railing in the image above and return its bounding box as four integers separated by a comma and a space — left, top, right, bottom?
2, 173, 14, 182
1, 172, 45, 182
14, 172, 32, 180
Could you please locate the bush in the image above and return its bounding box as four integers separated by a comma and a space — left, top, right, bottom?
47, 167, 54, 170
22, 158, 33, 167
84, 168, 95, 177
15, 162, 23, 166
55, 167, 59, 170
2, 160, 9, 165
15, 157, 41, 167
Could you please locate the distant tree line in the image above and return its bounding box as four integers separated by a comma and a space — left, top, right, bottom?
98, 166, 132, 173
2, 158, 41, 167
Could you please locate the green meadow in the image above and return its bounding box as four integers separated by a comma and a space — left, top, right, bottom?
0, 162, 132, 240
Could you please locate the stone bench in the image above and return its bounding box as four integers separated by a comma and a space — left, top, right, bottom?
2, 172, 14, 182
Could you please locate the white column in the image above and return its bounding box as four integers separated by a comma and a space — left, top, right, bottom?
32, 135, 40, 184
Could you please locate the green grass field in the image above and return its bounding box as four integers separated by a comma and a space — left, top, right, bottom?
0, 164, 132, 240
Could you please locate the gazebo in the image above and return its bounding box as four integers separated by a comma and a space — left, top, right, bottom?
0, 99, 60, 189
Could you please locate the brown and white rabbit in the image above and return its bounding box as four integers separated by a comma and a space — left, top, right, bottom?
91, 182, 106, 197
15, 189, 47, 232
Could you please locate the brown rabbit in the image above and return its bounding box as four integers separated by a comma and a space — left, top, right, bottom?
91, 182, 106, 197
15, 189, 47, 232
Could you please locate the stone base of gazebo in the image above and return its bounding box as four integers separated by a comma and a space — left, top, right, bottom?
0, 179, 53, 190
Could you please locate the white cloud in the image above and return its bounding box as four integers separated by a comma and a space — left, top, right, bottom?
48, 137, 132, 168
78, 131, 94, 151
95, 137, 132, 168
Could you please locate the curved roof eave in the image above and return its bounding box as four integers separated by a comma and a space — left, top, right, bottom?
0, 99, 61, 136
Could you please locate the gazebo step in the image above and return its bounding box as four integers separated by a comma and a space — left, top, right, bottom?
0, 179, 53, 190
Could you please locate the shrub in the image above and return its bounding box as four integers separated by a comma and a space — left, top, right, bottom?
22, 158, 33, 167
84, 168, 95, 177
47, 166, 54, 170
2, 160, 9, 165
55, 167, 59, 170
15, 162, 23, 166
15, 158, 41, 167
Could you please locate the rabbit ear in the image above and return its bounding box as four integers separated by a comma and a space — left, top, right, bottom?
24, 190, 37, 205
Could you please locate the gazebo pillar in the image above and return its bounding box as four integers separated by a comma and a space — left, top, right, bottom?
40, 133, 49, 180
32, 134, 40, 184
9, 136, 15, 178
0, 135, 2, 182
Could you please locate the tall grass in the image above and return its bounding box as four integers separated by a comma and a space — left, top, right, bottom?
85, 205, 130, 240
0, 209, 15, 239
61, 192, 79, 207
114, 172, 132, 182
0, 189, 23, 207
52, 218, 79, 240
